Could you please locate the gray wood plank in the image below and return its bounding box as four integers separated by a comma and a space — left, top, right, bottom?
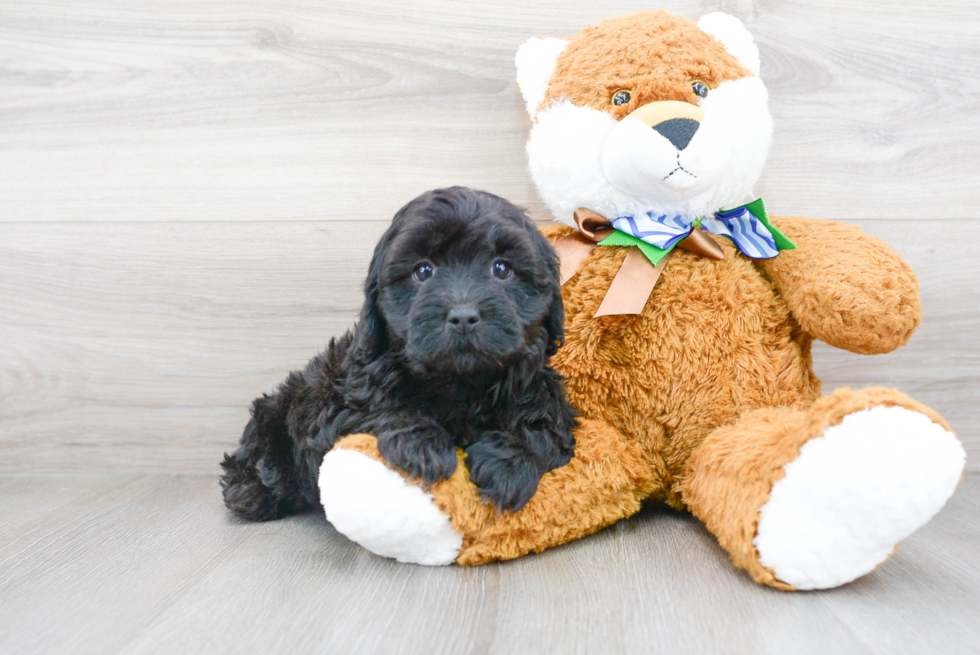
812, 484, 980, 655
0, 220, 383, 472
2, 1, 977, 650
1, 219, 976, 473
0, 474, 976, 655
0, 0, 978, 223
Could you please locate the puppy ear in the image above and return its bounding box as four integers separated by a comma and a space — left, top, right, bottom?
530, 225, 565, 357
544, 273, 565, 358
349, 230, 392, 364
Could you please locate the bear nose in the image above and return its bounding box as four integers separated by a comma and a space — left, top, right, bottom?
652, 118, 700, 151
447, 305, 481, 332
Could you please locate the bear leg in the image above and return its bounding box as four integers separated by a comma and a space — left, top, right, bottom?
319, 433, 463, 566
681, 388, 965, 590
320, 419, 660, 566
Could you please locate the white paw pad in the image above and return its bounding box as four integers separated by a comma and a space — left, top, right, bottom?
754, 406, 965, 589
319, 449, 462, 566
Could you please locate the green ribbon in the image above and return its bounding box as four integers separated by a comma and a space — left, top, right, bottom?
597, 197, 796, 266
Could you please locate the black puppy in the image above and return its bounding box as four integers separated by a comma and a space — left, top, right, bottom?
221, 187, 577, 520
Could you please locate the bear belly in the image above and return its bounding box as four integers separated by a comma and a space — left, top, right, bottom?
552, 238, 821, 506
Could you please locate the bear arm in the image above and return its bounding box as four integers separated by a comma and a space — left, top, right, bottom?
755, 216, 921, 355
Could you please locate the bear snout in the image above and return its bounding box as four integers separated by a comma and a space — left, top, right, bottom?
652, 118, 700, 151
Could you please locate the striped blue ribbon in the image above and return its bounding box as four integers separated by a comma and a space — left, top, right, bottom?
611, 206, 780, 260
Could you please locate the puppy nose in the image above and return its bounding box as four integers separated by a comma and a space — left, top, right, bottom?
447, 305, 481, 331
652, 118, 699, 151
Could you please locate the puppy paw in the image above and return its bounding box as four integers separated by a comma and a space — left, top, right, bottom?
466, 438, 541, 512
377, 424, 458, 486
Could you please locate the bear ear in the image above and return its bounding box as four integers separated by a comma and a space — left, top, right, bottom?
515, 37, 570, 118
697, 13, 761, 76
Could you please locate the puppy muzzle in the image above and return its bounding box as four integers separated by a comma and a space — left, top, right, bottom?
446, 304, 481, 334
405, 306, 524, 374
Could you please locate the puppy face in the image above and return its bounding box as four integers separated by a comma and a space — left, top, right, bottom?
354, 187, 563, 375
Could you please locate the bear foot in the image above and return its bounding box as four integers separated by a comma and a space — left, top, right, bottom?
319, 440, 462, 566
753, 405, 965, 590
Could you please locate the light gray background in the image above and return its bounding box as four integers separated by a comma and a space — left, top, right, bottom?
1, 1, 978, 653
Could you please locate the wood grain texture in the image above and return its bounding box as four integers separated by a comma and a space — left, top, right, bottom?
2, 3, 977, 651
1, 219, 977, 472
0, 0, 979, 223
1, 2, 978, 471
0, 473, 977, 655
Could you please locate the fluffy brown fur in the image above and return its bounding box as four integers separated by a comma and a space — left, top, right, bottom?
755, 218, 921, 354
682, 386, 950, 590
318, 11, 954, 589
328, 215, 943, 584
549, 219, 829, 509
542, 11, 751, 117
334, 418, 658, 565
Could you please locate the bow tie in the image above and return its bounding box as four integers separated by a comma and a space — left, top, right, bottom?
601, 198, 795, 265
553, 198, 795, 317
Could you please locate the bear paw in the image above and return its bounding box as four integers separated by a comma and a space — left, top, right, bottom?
754, 405, 965, 589
319, 447, 462, 566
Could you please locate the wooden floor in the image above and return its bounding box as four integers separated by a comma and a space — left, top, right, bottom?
2, 2, 979, 653
0, 473, 977, 655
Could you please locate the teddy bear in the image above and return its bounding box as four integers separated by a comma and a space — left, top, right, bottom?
315, 10, 967, 590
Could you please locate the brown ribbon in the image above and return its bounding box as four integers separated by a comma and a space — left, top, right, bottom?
552, 207, 725, 317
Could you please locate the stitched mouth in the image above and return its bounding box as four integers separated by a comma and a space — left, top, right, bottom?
662, 152, 697, 182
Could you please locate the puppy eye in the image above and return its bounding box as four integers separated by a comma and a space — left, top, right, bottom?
491, 260, 512, 279
692, 80, 710, 99
611, 90, 631, 106
413, 262, 434, 282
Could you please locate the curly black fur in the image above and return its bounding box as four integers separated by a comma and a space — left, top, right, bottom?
221, 187, 577, 520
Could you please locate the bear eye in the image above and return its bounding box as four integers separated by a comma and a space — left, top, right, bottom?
692, 80, 710, 99
413, 262, 434, 282
491, 260, 512, 279
611, 90, 631, 106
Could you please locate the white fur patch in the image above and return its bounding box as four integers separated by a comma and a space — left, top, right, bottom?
697, 13, 761, 76
601, 114, 728, 201
515, 37, 569, 119
527, 76, 771, 225
754, 406, 966, 590
319, 449, 463, 566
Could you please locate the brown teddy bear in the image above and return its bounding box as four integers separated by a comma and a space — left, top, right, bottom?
316, 10, 966, 590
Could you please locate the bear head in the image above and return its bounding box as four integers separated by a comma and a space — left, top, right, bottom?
516, 11, 771, 225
